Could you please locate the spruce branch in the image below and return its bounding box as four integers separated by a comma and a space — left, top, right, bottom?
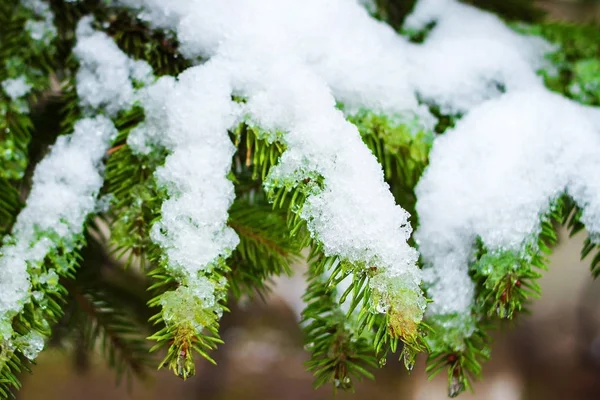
471, 205, 559, 320
227, 199, 304, 298
561, 197, 600, 279
104, 106, 165, 269
270, 173, 428, 389
425, 313, 491, 398
146, 262, 227, 379
233, 120, 428, 388
51, 232, 154, 384
515, 21, 600, 105
66, 283, 152, 383
102, 10, 191, 77
0, 179, 22, 239
0, 0, 55, 187
0, 238, 82, 398
301, 263, 378, 392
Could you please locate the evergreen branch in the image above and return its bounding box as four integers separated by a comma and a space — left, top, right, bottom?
227, 198, 304, 298
427, 194, 600, 397
104, 106, 165, 269
425, 313, 492, 398
0, 348, 27, 399
0, 179, 22, 238
302, 254, 378, 392
48, 232, 155, 384
146, 263, 227, 379
470, 204, 559, 320
0, 105, 34, 181
102, 108, 211, 380
103, 11, 191, 77
0, 239, 82, 398
49, 0, 191, 77
0, 0, 56, 200
236, 120, 429, 387
66, 283, 153, 383
561, 197, 600, 279
515, 21, 600, 105
232, 123, 287, 183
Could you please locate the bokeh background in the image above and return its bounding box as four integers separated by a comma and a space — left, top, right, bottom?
18, 1, 600, 399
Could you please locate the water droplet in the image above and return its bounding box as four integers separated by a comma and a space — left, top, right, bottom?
448, 376, 465, 398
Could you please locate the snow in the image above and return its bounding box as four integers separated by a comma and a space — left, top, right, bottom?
0, 116, 116, 345
127, 76, 176, 154
21, 0, 57, 44
1, 76, 32, 100
405, 0, 555, 114
129, 64, 241, 326
416, 89, 600, 316
120, 0, 553, 117
74, 17, 153, 117
123, 0, 433, 327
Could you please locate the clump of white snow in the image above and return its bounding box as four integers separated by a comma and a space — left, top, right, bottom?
405, 0, 556, 114
416, 88, 600, 316
74, 17, 153, 116
0, 116, 116, 344
1, 76, 32, 101
128, 64, 241, 326
21, 0, 57, 44
127, 76, 176, 154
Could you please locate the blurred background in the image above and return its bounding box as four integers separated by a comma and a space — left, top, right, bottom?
18, 1, 600, 399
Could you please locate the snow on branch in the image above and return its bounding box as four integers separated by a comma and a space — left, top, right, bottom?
4, 0, 598, 383
122, 0, 440, 338
0, 116, 116, 350
74, 17, 153, 116
416, 89, 600, 319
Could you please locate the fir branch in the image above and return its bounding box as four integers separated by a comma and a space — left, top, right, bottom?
50, 233, 154, 384
0, 348, 28, 399
103, 11, 191, 77
561, 197, 600, 279
302, 255, 378, 392
0, 179, 22, 238
239, 121, 429, 387
0, 240, 82, 399
66, 283, 153, 383
104, 106, 165, 269
470, 204, 559, 320
49, 0, 191, 77
425, 313, 491, 398
146, 263, 227, 379
227, 198, 304, 298
232, 123, 287, 183
102, 106, 222, 380
0, 0, 55, 185
516, 21, 600, 105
